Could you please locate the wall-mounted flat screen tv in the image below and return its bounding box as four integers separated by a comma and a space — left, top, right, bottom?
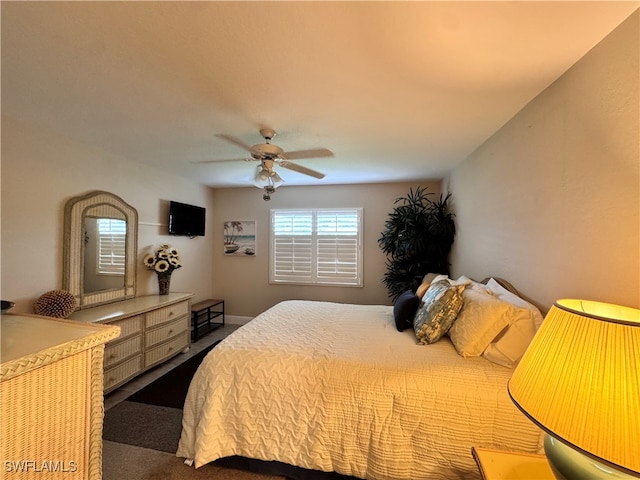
168, 201, 206, 237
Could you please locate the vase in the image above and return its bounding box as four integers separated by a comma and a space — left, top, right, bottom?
157, 272, 171, 295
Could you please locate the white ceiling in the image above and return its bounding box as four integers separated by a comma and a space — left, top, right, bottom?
2, 1, 638, 188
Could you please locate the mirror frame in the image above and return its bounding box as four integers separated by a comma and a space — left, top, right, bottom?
63, 190, 138, 309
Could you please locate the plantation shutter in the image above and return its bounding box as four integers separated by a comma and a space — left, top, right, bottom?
316, 210, 361, 285
271, 210, 314, 283
270, 209, 362, 286
97, 218, 126, 275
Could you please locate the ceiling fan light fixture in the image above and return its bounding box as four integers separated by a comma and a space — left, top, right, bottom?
253, 166, 284, 190
253, 165, 270, 187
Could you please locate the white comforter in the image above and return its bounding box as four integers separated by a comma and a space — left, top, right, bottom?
177, 300, 542, 479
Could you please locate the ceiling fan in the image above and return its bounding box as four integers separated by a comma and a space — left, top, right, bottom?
201, 128, 333, 200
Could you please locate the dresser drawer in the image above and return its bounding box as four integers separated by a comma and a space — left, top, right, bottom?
104, 334, 142, 368
104, 354, 143, 392
145, 316, 189, 348
145, 301, 190, 328
145, 331, 189, 368
107, 314, 143, 338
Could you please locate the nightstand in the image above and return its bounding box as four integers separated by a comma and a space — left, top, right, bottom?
472, 447, 555, 480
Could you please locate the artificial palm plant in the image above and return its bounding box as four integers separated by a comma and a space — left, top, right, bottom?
378, 187, 455, 300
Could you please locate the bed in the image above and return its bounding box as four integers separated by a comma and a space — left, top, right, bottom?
177, 279, 545, 480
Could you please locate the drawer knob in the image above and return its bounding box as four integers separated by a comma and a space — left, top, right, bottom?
168, 329, 173, 335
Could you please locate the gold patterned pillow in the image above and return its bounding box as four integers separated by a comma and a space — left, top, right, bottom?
413, 281, 465, 345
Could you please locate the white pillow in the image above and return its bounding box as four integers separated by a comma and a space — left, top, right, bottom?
485, 278, 544, 328
482, 278, 545, 367
448, 288, 517, 357
455, 275, 488, 293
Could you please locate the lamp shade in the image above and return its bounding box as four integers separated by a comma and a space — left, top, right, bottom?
508, 299, 640, 476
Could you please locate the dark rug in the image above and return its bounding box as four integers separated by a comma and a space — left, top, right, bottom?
126, 341, 219, 409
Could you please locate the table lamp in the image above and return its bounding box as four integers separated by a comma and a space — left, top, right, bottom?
508, 299, 640, 480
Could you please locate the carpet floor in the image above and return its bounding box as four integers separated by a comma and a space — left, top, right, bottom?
103, 441, 285, 480
103, 401, 184, 453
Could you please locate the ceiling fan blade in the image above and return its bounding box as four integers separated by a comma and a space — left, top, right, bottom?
278, 160, 325, 179
215, 134, 254, 152
280, 148, 333, 160
191, 158, 254, 164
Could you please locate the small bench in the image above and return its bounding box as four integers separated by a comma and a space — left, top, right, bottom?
191, 299, 224, 342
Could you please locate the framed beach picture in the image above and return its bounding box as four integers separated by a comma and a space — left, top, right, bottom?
223, 220, 256, 256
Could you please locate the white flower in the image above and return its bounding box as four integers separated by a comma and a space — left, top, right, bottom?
143, 254, 156, 268
154, 260, 170, 273
143, 244, 183, 273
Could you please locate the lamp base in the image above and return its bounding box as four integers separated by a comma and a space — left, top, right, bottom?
544, 435, 638, 480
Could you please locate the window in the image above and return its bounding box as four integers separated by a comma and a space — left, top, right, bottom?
270, 208, 363, 286
97, 218, 126, 275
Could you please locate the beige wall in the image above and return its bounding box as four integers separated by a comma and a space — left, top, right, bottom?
1, 117, 215, 314
0, 117, 440, 317
210, 182, 441, 317
448, 10, 639, 311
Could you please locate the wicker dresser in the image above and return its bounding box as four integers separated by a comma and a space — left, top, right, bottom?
0, 314, 120, 480
68, 293, 193, 393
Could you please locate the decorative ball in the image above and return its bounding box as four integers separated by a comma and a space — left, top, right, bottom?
34, 290, 77, 318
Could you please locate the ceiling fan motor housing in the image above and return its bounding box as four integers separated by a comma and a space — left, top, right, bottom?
251, 143, 283, 159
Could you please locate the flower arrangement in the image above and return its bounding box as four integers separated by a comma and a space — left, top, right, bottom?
143, 244, 182, 274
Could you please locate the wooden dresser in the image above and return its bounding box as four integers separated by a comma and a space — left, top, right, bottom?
68, 293, 193, 393
0, 314, 120, 480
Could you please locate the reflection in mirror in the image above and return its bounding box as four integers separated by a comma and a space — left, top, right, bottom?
63, 191, 138, 310
83, 217, 126, 294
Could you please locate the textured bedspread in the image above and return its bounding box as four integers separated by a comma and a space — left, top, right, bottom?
177, 300, 542, 479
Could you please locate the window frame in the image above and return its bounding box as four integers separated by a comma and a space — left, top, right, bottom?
269, 208, 363, 287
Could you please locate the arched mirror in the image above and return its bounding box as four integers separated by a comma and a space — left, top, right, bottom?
63, 191, 138, 309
